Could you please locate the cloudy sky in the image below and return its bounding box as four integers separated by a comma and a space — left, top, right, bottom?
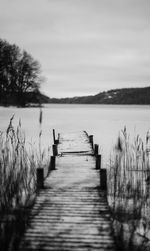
0, 0, 150, 97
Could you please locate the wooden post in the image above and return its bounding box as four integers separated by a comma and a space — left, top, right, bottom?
57, 133, 60, 143
50, 156, 56, 171
94, 144, 99, 155
96, 154, 101, 170
55, 139, 59, 144
53, 129, 59, 144
100, 169, 107, 190
53, 129, 56, 144
37, 168, 44, 189
89, 135, 93, 148
52, 144, 58, 156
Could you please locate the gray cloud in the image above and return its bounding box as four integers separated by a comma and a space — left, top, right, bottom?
0, 0, 150, 97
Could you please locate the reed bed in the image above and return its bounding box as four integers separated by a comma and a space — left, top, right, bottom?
108, 127, 150, 250
0, 111, 50, 251
108, 127, 150, 201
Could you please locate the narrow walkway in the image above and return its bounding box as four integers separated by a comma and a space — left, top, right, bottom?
19, 131, 117, 251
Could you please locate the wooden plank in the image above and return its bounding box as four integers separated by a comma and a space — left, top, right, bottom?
18, 131, 116, 251
58, 131, 93, 154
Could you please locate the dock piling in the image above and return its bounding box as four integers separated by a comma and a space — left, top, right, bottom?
57, 133, 60, 143
52, 144, 58, 156
100, 169, 107, 190
89, 135, 93, 148
53, 129, 59, 144
53, 129, 56, 144
50, 156, 56, 171
96, 154, 101, 170
37, 168, 44, 189
94, 144, 99, 155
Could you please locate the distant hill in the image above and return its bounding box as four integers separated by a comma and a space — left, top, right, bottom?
2, 87, 150, 106
48, 87, 150, 104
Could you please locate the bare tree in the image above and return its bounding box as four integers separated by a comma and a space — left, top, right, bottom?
0, 39, 41, 106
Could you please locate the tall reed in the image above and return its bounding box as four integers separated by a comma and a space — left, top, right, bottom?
108, 127, 150, 202
0, 111, 49, 211
0, 111, 50, 251
108, 127, 150, 250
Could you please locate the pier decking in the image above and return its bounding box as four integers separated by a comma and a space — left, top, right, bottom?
19, 131, 117, 251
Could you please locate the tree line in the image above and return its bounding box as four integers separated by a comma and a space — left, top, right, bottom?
0, 38, 42, 106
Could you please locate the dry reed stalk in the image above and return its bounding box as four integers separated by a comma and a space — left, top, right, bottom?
0, 114, 49, 211
108, 127, 150, 214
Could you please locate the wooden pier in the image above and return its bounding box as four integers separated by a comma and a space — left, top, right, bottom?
19, 131, 117, 251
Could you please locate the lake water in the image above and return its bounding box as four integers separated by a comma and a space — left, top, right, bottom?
0, 104, 150, 166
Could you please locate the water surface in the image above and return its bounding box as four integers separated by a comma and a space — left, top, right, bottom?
0, 104, 150, 165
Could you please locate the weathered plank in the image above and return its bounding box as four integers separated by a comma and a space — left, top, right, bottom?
19, 131, 117, 251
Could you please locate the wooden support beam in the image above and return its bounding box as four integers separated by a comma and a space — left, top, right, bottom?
57, 133, 60, 143
52, 144, 58, 156
50, 156, 56, 171
37, 168, 44, 189
53, 129, 56, 144
96, 154, 101, 170
100, 169, 107, 190
53, 129, 60, 144
94, 144, 99, 155
89, 135, 93, 148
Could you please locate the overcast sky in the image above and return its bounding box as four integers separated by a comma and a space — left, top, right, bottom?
0, 0, 150, 97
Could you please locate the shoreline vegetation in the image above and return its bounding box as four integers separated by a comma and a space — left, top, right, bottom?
0, 38, 44, 107
0, 112, 50, 251
108, 127, 150, 250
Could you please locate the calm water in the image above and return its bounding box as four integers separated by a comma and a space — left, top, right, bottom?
0, 104, 150, 165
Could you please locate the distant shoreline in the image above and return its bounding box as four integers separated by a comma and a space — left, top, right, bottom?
1, 103, 150, 109
1, 86, 150, 106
